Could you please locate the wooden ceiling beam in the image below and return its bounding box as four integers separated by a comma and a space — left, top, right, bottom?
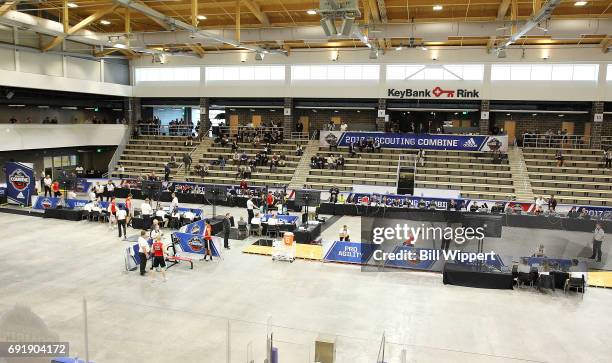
191, 0, 198, 27
236, 0, 240, 42
42, 4, 120, 52
367, 0, 381, 23
486, 35, 496, 53
532, 0, 542, 14
496, 0, 511, 21
242, 0, 270, 26
510, 0, 517, 33
0, 0, 20, 16
94, 48, 118, 57
187, 43, 206, 57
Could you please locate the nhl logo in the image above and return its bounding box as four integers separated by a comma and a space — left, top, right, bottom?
41, 198, 53, 209
191, 224, 201, 235
9, 169, 30, 191
324, 133, 338, 146
187, 236, 204, 253
487, 138, 502, 151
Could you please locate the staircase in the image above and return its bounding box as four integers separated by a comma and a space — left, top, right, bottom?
288, 139, 319, 189
173, 138, 210, 181
507, 146, 535, 202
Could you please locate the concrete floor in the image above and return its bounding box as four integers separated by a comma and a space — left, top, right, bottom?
0, 208, 611, 363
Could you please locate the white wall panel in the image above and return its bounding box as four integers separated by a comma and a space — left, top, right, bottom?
19, 51, 62, 76
104, 61, 130, 85
0, 48, 15, 70
0, 124, 127, 152
66, 56, 101, 81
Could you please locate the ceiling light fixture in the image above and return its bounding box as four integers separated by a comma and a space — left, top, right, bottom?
433, 5, 443, 11
100, 20, 110, 25
574, 1, 587, 6
197, 15, 207, 20
67, 2, 78, 8
307, 9, 317, 15
395, 45, 403, 51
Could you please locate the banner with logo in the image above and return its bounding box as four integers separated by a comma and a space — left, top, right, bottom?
320, 131, 508, 152
172, 232, 221, 257
32, 196, 126, 210
75, 178, 93, 193
5, 162, 36, 206
323, 241, 375, 264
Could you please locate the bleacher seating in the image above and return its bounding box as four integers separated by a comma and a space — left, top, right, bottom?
523, 147, 611, 206
111, 135, 197, 179
304, 147, 407, 191
415, 150, 515, 200
185, 139, 308, 188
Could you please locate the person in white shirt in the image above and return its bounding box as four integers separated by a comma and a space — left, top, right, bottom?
246, 197, 258, 224
43, 175, 52, 197
170, 193, 179, 210
339, 225, 350, 241
149, 220, 163, 241
155, 206, 167, 227
106, 180, 115, 201
251, 212, 262, 226
88, 190, 96, 202
137, 230, 149, 276
117, 207, 128, 239
183, 209, 195, 222
67, 190, 77, 199
140, 198, 153, 229
170, 207, 181, 229
591, 223, 605, 262
340, 121, 348, 132
267, 213, 278, 226
95, 183, 104, 200
535, 196, 545, 214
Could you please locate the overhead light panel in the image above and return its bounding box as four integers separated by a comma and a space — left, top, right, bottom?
8, 104, 25, 107
307, 9, 317, 15
339, 17, 354, 36
320, 17, 337, 37
197, 15, 207, 20
574, 1, 587, 6
433, 5, 443, 11
67, 2, 78, 8
100, 20, 110, 25
395, 45, 402, 51
114, 43, 127, 49
38, 105, 50, 109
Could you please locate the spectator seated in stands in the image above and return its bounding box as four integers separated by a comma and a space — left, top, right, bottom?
220, 135, 229, 147
417, 199, 426, 209
185, 135, 194, 146
579, 208, 590, 220
605, 148, 612, 169
340, 121, 348, 131
548, 194, 557, 212
567, 206, 579, 218
366, 137, 375, 153
240, 152, 249, 165
269, 154, 280, 172
327, 154, 337, 169
555, 150, 565, 167
236, 166, 246, 180
512, 203, 523, 215
374, 139, 382, 152
336, 155, 345, 169
244, 165, 252, 179
263, 143, 272, 155
470, 202, 479, 212
358, 139, 367, 152
231, 140, 239, 152
148, 172, 159, 181
447, 199, 458, 211
232, 151, 240, 165
252, 135, 261, 147
326, 120, 335, 131
329, 138, 338, 151
296, 145, 304, 156
534, 196, 545, 215
249, 158, 257, 172
348, 141, 357, 157
278, 159, 286, 169
310, 156, 317, 168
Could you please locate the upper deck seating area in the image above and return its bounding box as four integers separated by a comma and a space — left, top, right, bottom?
523, 147, 612, 206
415, 150, 515, 201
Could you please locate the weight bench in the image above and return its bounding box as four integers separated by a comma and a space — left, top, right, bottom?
165, 255, 194, 269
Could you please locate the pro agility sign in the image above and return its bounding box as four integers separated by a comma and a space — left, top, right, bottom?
5, 162, 35, 206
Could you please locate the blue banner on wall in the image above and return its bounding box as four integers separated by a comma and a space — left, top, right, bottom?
5, 162, 36, 206
320, 131, 508, 152
323, 241, 375, 264
172, 232, 220, 257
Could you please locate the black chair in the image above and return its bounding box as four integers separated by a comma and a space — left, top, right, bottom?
564, 274, 586, 294
266, 224, 281, 239
517, 272, 535, 288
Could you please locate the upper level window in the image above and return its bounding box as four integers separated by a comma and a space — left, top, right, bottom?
135, 67, 200, 82
386, 64, 484, 81
205, 66, 285, 81
491, 64, 598, 81
607, 64, 612, 80
291, 65, 379, 80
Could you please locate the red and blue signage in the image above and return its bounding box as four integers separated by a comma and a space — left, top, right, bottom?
5, 162, 36, 206
172, 232, 220, 257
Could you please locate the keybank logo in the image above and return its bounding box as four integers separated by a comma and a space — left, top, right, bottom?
387, 88, 480, 99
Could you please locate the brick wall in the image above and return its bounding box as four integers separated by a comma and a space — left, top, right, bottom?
294, 109, 378, 132
224, 108, 285, 127
492, 113, 590, 136
603, 114, 612, 137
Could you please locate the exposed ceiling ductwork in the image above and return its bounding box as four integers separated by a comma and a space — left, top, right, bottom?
496, 0, 562, 51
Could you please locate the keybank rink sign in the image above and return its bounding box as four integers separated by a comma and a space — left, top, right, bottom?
387, 86, 481, 99
320, 131, 508, 152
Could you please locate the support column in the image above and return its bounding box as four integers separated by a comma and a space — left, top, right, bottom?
283, 97, 294, 139
590, 101, 604, 149
479, 99, 490, 135
199, 97, 210, 137
124, 97, 141, 125
376, 98, 386, 131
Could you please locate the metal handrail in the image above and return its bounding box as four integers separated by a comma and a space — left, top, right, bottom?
136, 123, 195, 137
522, 133, 591, 149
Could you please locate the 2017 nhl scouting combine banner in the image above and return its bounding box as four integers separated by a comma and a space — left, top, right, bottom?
5, 162, 36, 206
320, 131, 508, 152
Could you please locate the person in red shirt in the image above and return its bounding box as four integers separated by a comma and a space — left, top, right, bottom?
150, 236, 167, 281
108, 197, 118, 230
202, 219, 213, 261
266, 192, 274, 211
52, 180, 61, 197
239, 179, 248, 190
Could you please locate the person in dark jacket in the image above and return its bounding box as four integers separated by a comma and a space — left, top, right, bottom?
223, 213, 231, 249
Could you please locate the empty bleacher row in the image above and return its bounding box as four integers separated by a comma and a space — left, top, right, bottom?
523, 147, 612, 206
415, 150, 516, 201
304, 147, 408, 191
185, 139, 308, 188
111, 135, 197, 179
